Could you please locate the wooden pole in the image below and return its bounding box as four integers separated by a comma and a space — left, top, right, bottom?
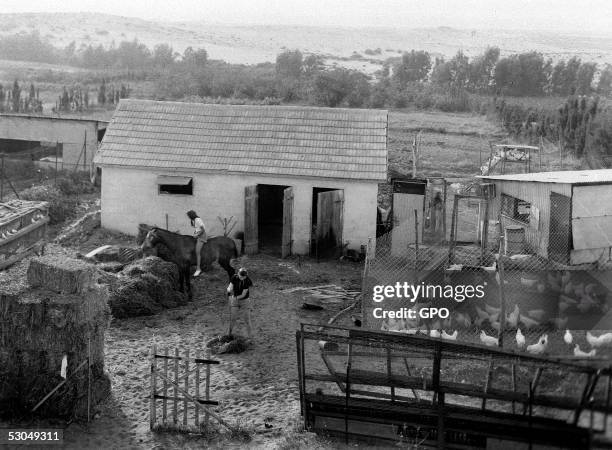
55, 141, 58, 185
205, 349, 211, 428
1, 153, 4, 202
195, 350, 200, 428
183, 348, 189, 426
496, 213, 507, 348
414, 209, 419, 272
150, 345, 157, 430
83, 130, 87, 172
173, 348, 179, 423
163, 348, 168, 423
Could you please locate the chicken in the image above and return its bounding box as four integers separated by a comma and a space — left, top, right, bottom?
506, 305, 520, 329
574, 345, 596, 357
527, 309, 546, 321
516, 328, 526, 349
586, 331, 612, 348
564, 329, 573, 345
519, 314, 540, 329
441, 330, 458, 341
429, 329, 441, 338
480, 330, 498, 347
484, 304, 501, 315
454, 312, 472, 328
526, 334, 548, 355
60, 354, 68, 379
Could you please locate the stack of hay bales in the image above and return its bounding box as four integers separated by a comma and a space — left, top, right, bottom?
0, 255, 111, 419
107, 256, 188, 318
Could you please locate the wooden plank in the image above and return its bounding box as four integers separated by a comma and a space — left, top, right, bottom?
281, 187, 293, 258
150, 345, 156, 429
572, 216, 612, 250
244, 185, 258, 255
205, 349, 211, 427
153, 394, 218, 406
573, 185, 612, 217
183, 348, 189, 426
163, 348, 168, 422
391, 191, 424, 256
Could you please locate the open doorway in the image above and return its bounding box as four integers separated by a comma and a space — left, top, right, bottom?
311, 187, 344, 258
257, 184, 289, 256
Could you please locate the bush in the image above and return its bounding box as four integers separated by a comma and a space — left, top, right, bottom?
55, 171, 96, 196
20, 185, 77, 224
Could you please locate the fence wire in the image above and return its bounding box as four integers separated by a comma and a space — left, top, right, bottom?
364, 181, 612, 359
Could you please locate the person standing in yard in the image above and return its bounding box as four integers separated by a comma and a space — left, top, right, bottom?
187, 210, 207, 277
227, 267, 254, 340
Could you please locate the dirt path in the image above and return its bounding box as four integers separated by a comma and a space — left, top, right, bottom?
59, 254, 361, 449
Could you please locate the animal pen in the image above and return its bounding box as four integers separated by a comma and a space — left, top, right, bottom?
297, 324, 612, 448
0, 199, 49, 269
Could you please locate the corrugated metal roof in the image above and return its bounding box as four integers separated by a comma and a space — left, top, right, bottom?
478, 169, 612, 185
94, 99, 388, 182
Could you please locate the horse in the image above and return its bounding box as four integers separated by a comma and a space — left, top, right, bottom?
141, 227, 238, 298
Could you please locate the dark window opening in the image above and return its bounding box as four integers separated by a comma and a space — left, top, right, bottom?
501, 193, 530, 223
159, 179, 193, 195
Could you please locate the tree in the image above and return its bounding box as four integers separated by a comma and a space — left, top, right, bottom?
468, 47, 499, 92
153, 43, 175, 68
597, 64, 612, 96
276, 50, 303, 79
392, 50, 431, 87
98, 79, 106, 105
11, 79, 20, 112
576, 62, 597, 94
182, 47, 208, 69
551, 60, 566, 95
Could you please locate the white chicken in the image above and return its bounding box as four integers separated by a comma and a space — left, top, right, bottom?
429, 329, 441, 338
480, 330, 499, 347
516, 328, 526, 349
441, 330, 458, 341
60, 354, 68, 379
586, 331, 612, 348
574, 345, 596, 357
564, 329, 573, 345
526, 334, 548, 355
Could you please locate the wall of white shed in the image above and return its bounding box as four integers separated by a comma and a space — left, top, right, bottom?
99, 166, 379, 255
0, 116, 100, 169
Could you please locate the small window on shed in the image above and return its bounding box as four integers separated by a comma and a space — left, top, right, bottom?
501, 193, 530, 223
158, 175, 193, 195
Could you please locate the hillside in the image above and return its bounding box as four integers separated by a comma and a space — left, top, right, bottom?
0, 12, 611, 73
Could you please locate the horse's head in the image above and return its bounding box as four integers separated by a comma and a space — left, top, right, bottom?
141, 228, 161, 251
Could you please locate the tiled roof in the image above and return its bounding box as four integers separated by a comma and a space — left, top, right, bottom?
94, 99, 388, 182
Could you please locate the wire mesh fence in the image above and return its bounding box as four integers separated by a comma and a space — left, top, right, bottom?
363, 179, 612, 360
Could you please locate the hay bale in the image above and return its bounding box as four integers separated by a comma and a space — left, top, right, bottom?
27, 255, 95, 294
106, 256, 187, 318
0, 279, 111, 419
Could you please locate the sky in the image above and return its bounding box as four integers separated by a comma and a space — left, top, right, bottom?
1, 0, 612, 34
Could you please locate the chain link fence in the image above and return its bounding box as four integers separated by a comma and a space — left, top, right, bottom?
363, 179, 612, 359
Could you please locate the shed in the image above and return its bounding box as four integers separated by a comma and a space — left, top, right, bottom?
93, 99, 388, 256
0, 114, 107, 171
478, 169, 612, 266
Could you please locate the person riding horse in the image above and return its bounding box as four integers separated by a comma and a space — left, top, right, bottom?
187, 210, 207, 277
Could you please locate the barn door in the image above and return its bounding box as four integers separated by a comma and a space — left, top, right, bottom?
281, 187, 294, 258
317, 190, 344, 256
548, 192, 571, 263
244, 185, 259, 255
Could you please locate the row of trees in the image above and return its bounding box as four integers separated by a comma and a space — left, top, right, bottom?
0, 81, 43, 113
391, 48, 612, 97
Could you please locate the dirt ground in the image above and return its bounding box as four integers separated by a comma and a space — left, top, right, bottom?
54, 248, 362, 449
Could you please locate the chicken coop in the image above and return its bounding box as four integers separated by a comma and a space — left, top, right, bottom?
0, 200, 49, 270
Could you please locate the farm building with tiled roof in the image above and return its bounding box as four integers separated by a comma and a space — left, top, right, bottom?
94, 99, 388, 256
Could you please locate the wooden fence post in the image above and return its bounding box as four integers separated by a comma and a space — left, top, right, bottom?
150, 345, 157, 430
173, 348, 179, 423
163, 348, 168, 423
205, 348, 211, 428
195, 350, 201, 428
184, 348, 189, 426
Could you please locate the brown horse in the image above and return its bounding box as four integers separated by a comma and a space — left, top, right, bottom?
141, 227, 238, 299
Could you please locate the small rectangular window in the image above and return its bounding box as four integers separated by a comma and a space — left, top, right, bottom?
501, 193, 530, 223
157, 175, 193, 195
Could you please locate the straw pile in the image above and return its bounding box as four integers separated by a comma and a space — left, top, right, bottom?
106, 256, 187, 318
0, 256, 111, 419
54, 211, 101, 245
